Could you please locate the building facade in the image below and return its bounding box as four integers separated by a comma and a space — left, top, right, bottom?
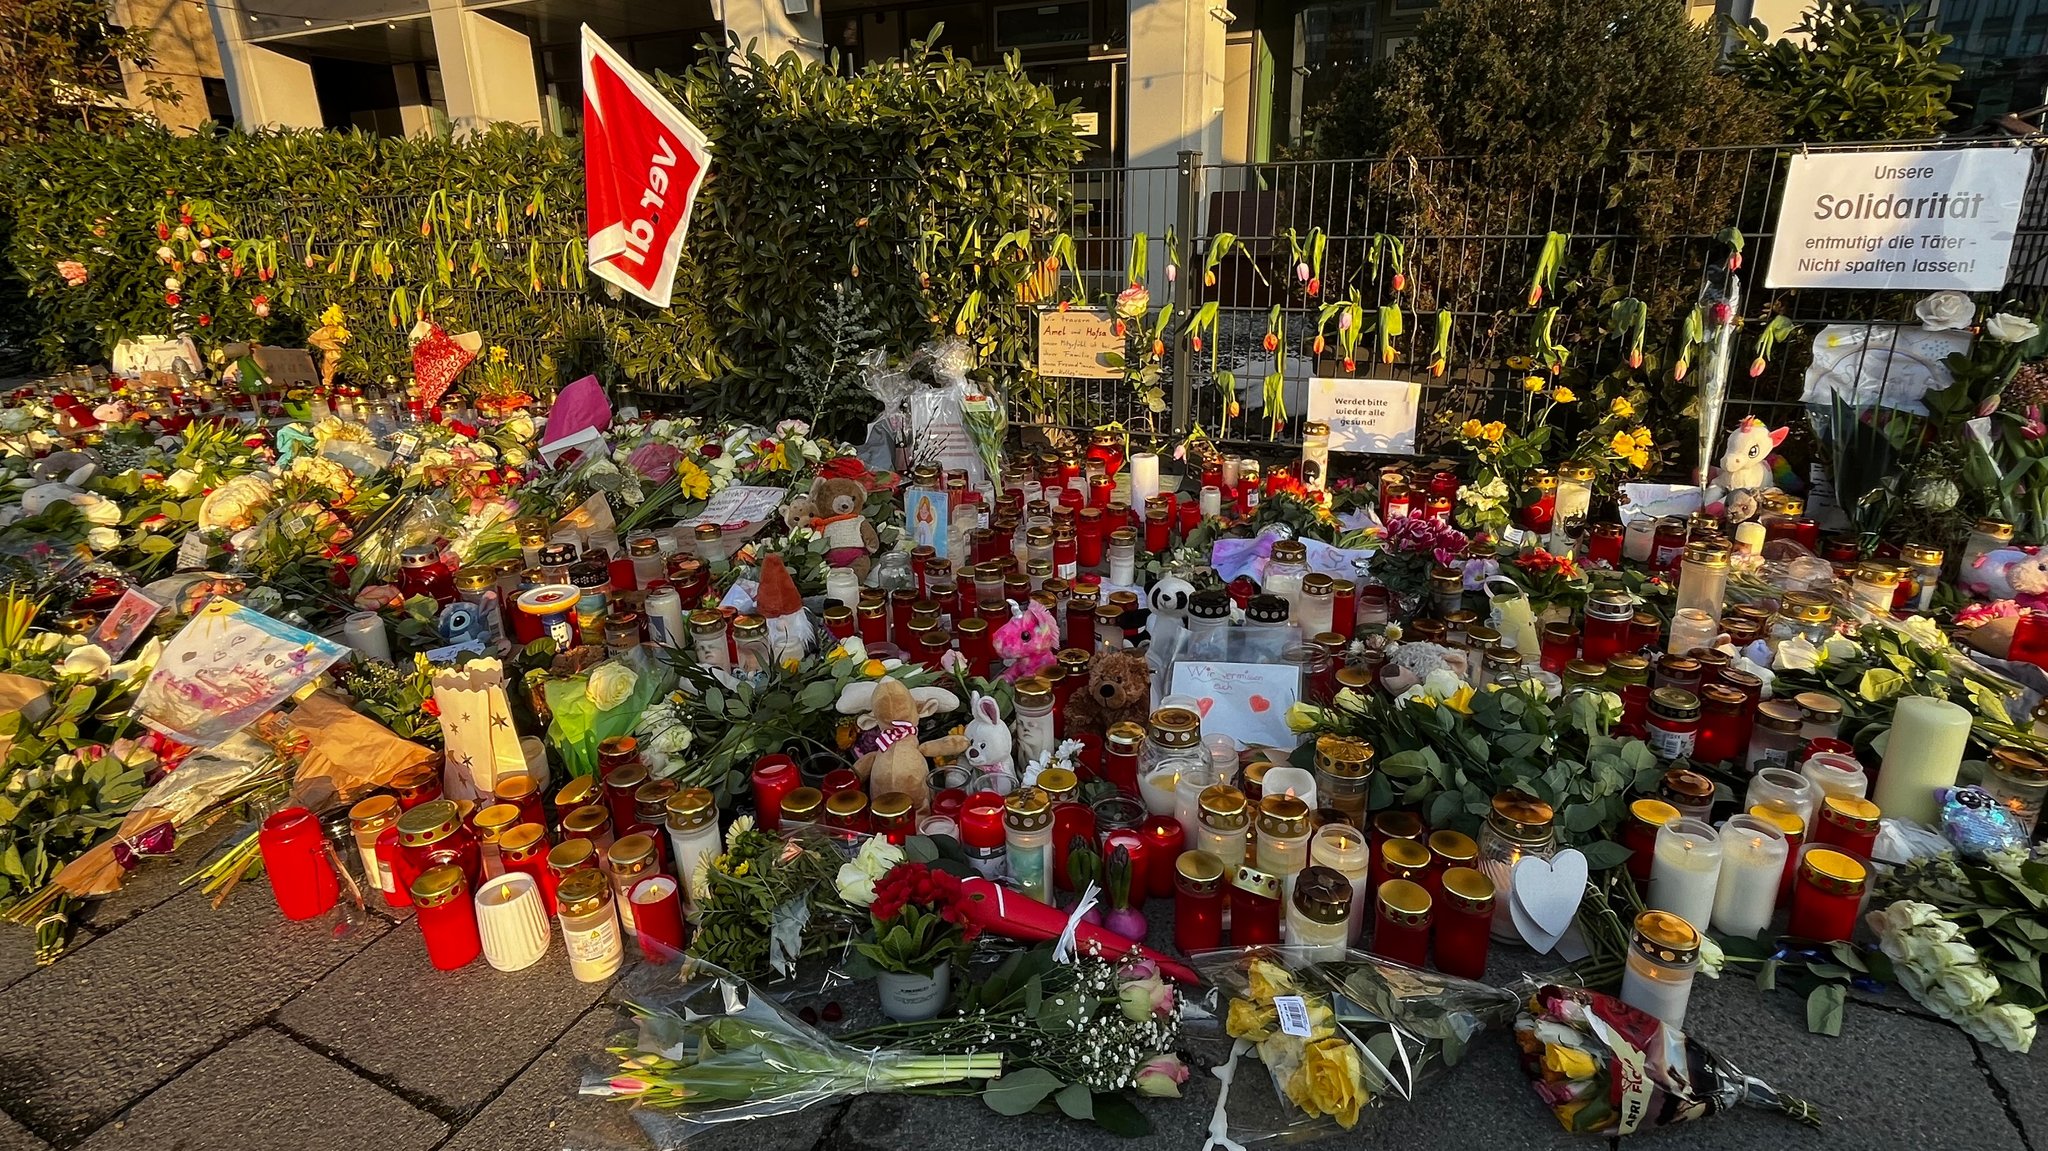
187, 0, 2048, 156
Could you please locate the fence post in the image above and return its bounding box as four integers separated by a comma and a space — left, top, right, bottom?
1172, 150, 1202, 435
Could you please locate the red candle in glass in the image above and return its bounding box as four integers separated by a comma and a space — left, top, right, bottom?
630, 875, 688, 961
2011, 612, 2048, 669
1073, 731, 1104, 780
1177, 501, 1202, 536
1580, 596, 1634, 665
1141, 814, 1185, 900
1088, 475, 1114, 509
1694, 685, 1749, 765
910, 545, 933, 592
1104, 724, 1142, 796
750, 754, 799, 830
977, 598, 1009, 632
889, 589, 918, 647
1230, 867, 1283, 946
1538, 624, 1578, 674
1054, 532, 1078, 577
1620, 798, 1676, 885
375, 824, 414, 909
411, 864, 482, 971
858, 602, 887, 644
822, 768, 861, 797
1329, 580, 1356, 640
1175, 851, 1225, 952
1066, 605, 1096, 654
1371, 879, 1433, 967
932, 786, 967, 822
1227, 575, 1258, 609
956, 618, 994, 678
825, 605, 856, 640
1432, 868, 1494, 979
259, 807, 340, 922
1786, 849, 1866, 942
1144, 507, 1171, 553
1630, 611, 1663, 655
1812, 796, 1881, 862
1585, 522, 1625, 567
1052, 803, 1097, 894
1076, 509, 1105, 568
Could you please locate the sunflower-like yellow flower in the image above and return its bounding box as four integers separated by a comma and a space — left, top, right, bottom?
1551, 386, 1576, 404
1460, 418, 1485, 439
1609, 396, 1635, 419
1522, 375, 1546, 393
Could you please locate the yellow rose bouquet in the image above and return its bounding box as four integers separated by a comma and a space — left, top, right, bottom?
1195, 947, 1518, 1140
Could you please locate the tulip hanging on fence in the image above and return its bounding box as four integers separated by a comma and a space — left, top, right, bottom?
1717, 226, 1746, 272
1673, 305, 1707, 383
1748, 314, 1799, 377
1529, 306, 1568, 375
1607, 296, 1649, 370
1526, 231, 1569, 307
1203, 232, 1236, 288
1378, 305, 1404, 364
1263, 304, 1288, 430
1428, 309, 1453, 377
1163, 226, 1180, 287
1186, 301, 1218, 358
1336, 298, 1363, 372
1285, 228, 1327, 297
1368, 234, 1407, 293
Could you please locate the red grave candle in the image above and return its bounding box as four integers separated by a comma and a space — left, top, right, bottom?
1140, 814, 1185, 900
751, 754, 799, 830
1371, 879, 1432, 967
1432, 868, 1494, 980
1175, 851, 1225, 952
411, 864, 483, 971
1230, 867, 1283, 946
1786, 849, 1866, 943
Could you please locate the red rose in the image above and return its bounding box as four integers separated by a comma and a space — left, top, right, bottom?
164, 292, 180, 307
700, 443, 722, 459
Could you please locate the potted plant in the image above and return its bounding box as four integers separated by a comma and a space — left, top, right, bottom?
850, 858, 979, 1021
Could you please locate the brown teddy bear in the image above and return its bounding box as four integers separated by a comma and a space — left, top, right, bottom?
838, 677, 966, 809
788, 474, 879, 579
1063, 649, 1151, 740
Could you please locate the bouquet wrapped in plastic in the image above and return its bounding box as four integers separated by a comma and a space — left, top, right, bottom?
1193, 946, 1519, 1142
584, 958, 1002, 1146
1514, 984, 1819, 1135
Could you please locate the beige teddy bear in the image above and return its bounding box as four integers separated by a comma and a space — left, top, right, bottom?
836, 677, 965, 810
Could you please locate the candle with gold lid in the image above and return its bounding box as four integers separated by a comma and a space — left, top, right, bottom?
1620, 910, 1701, 1028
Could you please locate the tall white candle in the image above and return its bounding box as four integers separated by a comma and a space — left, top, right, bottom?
1873, 696, 1972, 826
1310, 825, 1372, 943
343, 612, 393, 664
1647, 817, 1721, 933
1129, 452, 1161, 510
1710, 814, 1786, 938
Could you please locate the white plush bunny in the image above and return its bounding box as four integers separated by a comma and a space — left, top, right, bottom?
962, 691, 1016, 793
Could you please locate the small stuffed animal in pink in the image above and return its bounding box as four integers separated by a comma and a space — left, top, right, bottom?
1997, 549, 2048, 611
993, 600, 1059, 682
1967, 547, 2035, 600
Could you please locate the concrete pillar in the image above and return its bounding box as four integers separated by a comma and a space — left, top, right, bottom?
428, 0, 544, 133
205, 0, 323, 128
1124, 0, 1226, 277
715, 0, 825, 62
392, 65, 434, 137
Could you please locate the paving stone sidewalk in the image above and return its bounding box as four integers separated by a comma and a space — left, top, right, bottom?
0, 824, 2039, 1151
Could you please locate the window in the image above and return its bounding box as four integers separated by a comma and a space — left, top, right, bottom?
203, 78, 234, 127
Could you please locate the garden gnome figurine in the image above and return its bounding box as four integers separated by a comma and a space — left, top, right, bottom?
756, 553, 814, 666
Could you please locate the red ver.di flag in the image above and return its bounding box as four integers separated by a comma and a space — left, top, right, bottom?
581, 25, 711, 308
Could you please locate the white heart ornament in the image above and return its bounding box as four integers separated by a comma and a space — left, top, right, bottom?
1508, 849, 1588, 953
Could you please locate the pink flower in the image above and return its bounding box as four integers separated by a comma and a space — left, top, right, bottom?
2024, 406, 2047, 442
353, 584, 403, 612
625, 441, 683, 482
54, 260, 87, 287
1118, 957, 1160, 983
1117, 974, 1174, 1020
1134, 1054, 1190, 1097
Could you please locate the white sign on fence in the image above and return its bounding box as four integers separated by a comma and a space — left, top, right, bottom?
1306, 378, 1420, 454
1765, 148, 2032, 292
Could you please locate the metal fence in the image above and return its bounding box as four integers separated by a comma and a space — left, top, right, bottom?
1015, 138, 2048, 457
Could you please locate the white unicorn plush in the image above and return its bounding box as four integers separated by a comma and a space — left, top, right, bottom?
1706, 416, 1787, 521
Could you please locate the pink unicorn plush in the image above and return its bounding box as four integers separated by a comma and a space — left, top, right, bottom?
993, 600, 1059, 682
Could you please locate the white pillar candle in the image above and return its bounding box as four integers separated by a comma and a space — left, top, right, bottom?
1310, 825, 1372, 943
1260, 766, 1318, 810
1138, 766, 1180, 817
1710, 814, 1787, 938
1873, 696, 1972, 826
1129, 452, 1161, 510
1647, 817, 1721, 933
343, 612, 393, 664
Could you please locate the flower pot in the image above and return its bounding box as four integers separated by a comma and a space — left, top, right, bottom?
876, 962, 951, 1022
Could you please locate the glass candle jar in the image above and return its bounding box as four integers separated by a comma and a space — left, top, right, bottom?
410, 863, 482, 971
473, 802, 522, 878
1898, 543, 1944, 612
1287, 866, 1354, 960
1372, 879, 1433, 968
1665, 608, 1716, 656
1674, 541, 1731, 625
1746, 766, 1819, 829
1231, 866, 1283, 946
1606, 655, 1652, 736
1771, 593, 1833, 648
1196, 784, 1251, 882
1650, 517, 1689, 573
1811, 795, 1882, 861
1710, 813, 1788, 939
1005, 788, 1054, 902
664, 787, 720, 909
397, 799, 481, 893
1693, 684, 1749, 766
750, 754, 800, 830
1959, 519, 2016, 585
1424, 868, 1492, 981
1581, 591, 1636, 666
1621, 798, 1678, 886
1984, 747, 2048, 834
1744, 700, 1807, 773
1478, 791, 1555, 942
1786, 848, 1868, 943
1310, 824, 1372, 942
1141, 813, 1187, 900
1793, 692, 1844, 743
1849, 562, 1905, 614
1175, 850, 1225, 952
1107, 528, 1138, 586
1013, 676, 1056, 765
349, 795, 405, 908
1139, 704, 1205, 823
1800, 750, 1868, 800
1314, 735, 1375, 828
1298, 573, 1336, 637
1659, 768, 1716, 824
1425, 830, 1478, 901
1644, 688, 1701, 762
1102, 721, 1145, 797
501, 824, 553, 913
1257, 794, 1313, 900
390, 763, 442, 811
1647, 817, 1721, 934
1265, 541, 1309, 617
1550, 462, 1596, 554
1539, 622, 1579, 674
1620, 910, 1701, 1029
1374, 838, 1431, 907
556, 868, 625, 983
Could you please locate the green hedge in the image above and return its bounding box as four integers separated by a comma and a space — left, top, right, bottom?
0, 40, 1084, 436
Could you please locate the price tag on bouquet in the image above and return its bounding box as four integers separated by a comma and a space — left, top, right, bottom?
1274, 995, 1312, 1037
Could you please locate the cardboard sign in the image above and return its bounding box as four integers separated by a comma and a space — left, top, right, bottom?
251, 345, 319, 389
1306, 378, 1420, 453
1766, 148, 2032, 291
679, 484, 790, 530
1034, 307, 1123, 379
1168, 660, 1299, 748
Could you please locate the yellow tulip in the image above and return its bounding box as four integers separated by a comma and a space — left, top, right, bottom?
1551, 386, 1576, 404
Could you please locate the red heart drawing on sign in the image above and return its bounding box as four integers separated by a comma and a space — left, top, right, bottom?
1249, 694, 1271, 713
1197, 698, 1215, 717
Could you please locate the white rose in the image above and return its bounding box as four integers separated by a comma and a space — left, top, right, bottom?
1773, 637, 1820, 671
86, 526, 120, 551
835, 862, 880, 906
1975, 1002, 2037, 1053
1986, 313, 2042, 344
165, 468, 201, 496
1822, 635, 1862, 664
1914, 290, 1975, 332
58, 643, 112, 679
1937, 966, 1999, 1011
585, 662, 640, 711
77, 495, 121, 526
1697, 935, 1725, 979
